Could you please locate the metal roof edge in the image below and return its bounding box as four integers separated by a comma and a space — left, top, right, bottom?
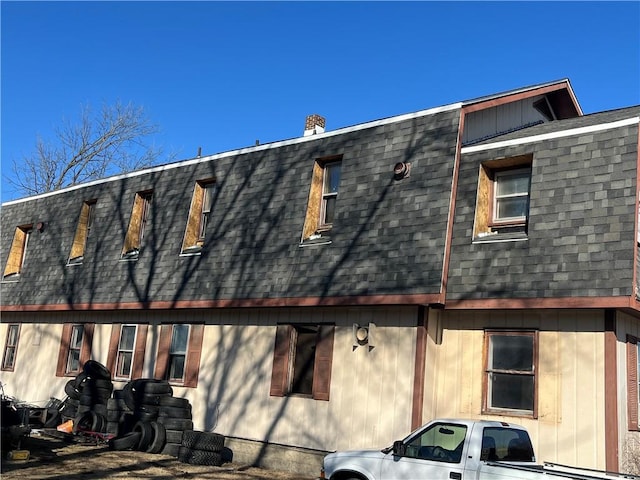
2, 101, 463, 207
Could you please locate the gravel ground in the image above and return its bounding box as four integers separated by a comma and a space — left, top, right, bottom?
1, 433, 315, 479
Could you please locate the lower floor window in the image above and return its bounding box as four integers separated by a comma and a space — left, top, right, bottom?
115, 325, 137, 378
168, 324, 190, 382
2, 324, 20, 371
153, 323, 204, 388
270, 324, 335, 401
66, 325, 84, 374
483, 330, 537, 416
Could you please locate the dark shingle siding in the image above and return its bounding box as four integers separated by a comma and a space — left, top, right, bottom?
447, 117, 638, 301
1, 109, 460, 306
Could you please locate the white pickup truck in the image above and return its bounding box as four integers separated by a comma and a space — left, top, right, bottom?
319, 419, 639, 480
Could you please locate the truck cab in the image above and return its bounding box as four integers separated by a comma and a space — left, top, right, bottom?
320, 419, 536, 480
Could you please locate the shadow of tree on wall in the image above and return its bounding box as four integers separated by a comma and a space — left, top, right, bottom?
1, 112, 460, 466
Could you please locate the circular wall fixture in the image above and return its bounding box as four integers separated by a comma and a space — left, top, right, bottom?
356, 326, 369, 344
394, 162, 410, 179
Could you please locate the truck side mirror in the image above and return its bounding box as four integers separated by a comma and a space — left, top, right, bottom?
392, 441, 406, 456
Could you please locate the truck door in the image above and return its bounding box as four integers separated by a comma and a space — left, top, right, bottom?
380, 422, 467, 480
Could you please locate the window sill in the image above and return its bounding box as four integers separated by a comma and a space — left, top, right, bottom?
180, 246, 203, 256
1, 277, 20, 283
473, 231, 528, 244
300, 234, 332, 247
482, 407, 537, 419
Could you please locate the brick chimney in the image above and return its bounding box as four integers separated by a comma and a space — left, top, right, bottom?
304, 114, 326, 136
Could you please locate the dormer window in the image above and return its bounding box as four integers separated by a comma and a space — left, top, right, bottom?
3, 225, 32, 279
121, 191, 152, 260
301, 155, 342, 243
68, 200, 96, 265
182, 180, 216, 254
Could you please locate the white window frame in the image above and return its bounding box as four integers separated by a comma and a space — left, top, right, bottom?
492, 168, 531, 224
115, 324, 138, 379
319, 161, 341, 229
66, 325, 84, 374
168, 324, 190, 382
2, 324, 20, 370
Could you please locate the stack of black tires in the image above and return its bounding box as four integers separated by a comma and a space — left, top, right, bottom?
57, 360, 113, 433
178, 430, 225, 466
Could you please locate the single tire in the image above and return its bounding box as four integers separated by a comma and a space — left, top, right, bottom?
73, 411, 94, 433
133, 411, 157, 422
158, 406, 191, 419
136, 404, 160, 415
92, 403, 108, 417
122, 382, 137, 410
177, 446, 223, 466
77, 404, 91, 415
44, 410, 62, 428
181, 430, 225, 452
133, 421, 154, 451
83, 360, 111, 380
165, 429, 183, 444
73, 372, 89, 390
132, 379, 173, 395
156, 417, 193, 431
106, 421, 119, 436
146, 421, 167, 454
108, 431, 141, 451
160, 442, 181, 457
107, 409, 122, 422
85, 378, 113, 390
65, 380, 81, 400
138, 393, 171, 406
159, 396, 190, 408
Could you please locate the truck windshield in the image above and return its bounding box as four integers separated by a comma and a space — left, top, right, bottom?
481, 427, 535, 462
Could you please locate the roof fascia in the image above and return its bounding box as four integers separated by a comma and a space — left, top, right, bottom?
462, 79, 583, 116
460, 116, 639, 154
3, 102, 462, 207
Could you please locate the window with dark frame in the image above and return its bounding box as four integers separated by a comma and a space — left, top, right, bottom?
167, 324, 190, 382
2, 324, 20, 371
68, 200, 96, 265
115, 325, 137, 379
290, 325, 319, 396
3, 226, 31, 279
66, 325, 85, 374
483, 330, 537, 416
270, 324, 334, 401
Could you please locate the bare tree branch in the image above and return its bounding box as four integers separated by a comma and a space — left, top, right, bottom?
6, 101, 167, 197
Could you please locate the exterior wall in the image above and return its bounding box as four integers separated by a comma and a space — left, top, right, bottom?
0, 306, 418, 452
616, 311, 640, 474
462, 95, 547, 145
423, 309, 607, 470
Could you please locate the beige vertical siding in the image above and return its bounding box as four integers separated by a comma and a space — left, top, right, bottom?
424, 309, 607, 470
0, 306, 418, 453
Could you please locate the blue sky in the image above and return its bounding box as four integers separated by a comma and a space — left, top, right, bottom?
2, 1, 639, 202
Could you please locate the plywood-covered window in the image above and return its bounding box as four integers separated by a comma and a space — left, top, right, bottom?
121, 191, 152, 260
3, 225, 32, 279
153, 324, 204, 388
301, 156, 342, 241
270, 324, 334, 401
55, 323, 95, 377
2, 324, 20, 371
483, 330, 538, 417
106, 324, 148, 380
68, 200, 96, 265
474, 155, 532, 239
182, 181, 216, 254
